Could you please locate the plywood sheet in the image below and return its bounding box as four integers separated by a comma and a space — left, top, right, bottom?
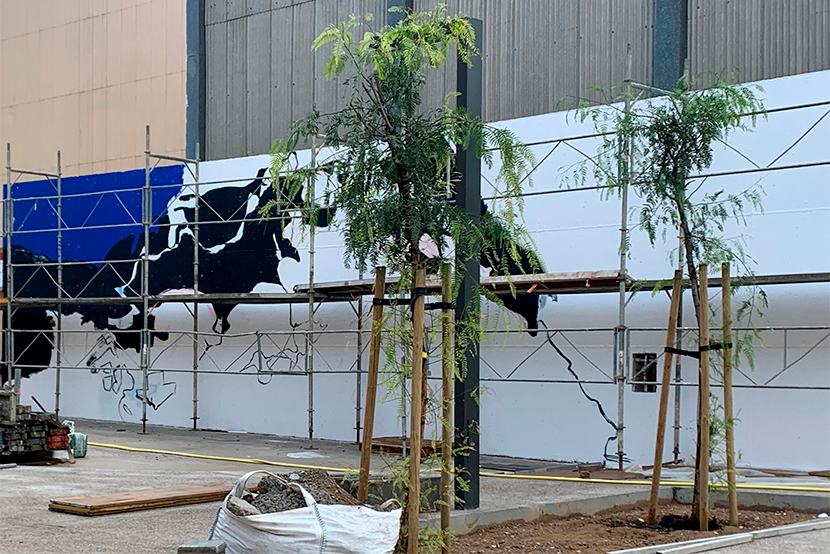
49, 483, 232, 516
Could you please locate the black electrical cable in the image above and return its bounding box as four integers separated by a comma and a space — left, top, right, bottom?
539, 320, 631, 466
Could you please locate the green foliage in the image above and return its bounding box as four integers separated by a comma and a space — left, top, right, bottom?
577, 78, 768, 358
707, 394, 741, 492
265, 4, 537, 278
578, 78, 764, 267
262, 7, 542, 552
577, 78, 768, 514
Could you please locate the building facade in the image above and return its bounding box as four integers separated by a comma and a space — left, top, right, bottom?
2, 1, 829, 168
0, 0, 187, 176
1, 1, 828, 471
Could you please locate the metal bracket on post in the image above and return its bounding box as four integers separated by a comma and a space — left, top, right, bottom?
454, 17, 483, 511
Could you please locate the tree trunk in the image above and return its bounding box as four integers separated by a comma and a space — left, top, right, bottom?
674, 199, 706, 519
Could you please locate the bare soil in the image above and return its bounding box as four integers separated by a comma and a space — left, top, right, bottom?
451, 504, 814, 554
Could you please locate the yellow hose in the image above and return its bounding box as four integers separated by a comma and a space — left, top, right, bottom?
88, 441, 353, 473
88, 441, 830, 494
477, 471, 830, 493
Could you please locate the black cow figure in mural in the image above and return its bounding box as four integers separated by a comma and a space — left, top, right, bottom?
4, 166, 543, 384
3, 168, 333, 383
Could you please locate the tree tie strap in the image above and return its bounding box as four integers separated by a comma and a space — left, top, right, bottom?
409, 287, 427, 311
665, 342, 733, 359
371, 297, 453, 311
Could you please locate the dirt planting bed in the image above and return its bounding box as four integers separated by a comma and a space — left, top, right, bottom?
452, 504, 815, 554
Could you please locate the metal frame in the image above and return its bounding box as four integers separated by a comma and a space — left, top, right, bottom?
0, 92, 827, 474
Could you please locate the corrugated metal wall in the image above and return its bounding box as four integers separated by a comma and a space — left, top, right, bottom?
688, 0, 830, 86
205, 0, 830, 160
205, 0, 385, 159
413, 0, 654, 119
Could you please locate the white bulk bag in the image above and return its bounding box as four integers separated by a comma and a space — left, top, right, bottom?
211, 471, 402, 554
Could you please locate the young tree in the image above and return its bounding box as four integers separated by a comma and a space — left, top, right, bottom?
578, 78, 766, 526
264, 6, 539, 552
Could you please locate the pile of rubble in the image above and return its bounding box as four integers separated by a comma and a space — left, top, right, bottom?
227, 470, 361, 516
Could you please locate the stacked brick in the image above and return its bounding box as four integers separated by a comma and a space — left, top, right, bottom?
0, 402, 70, 460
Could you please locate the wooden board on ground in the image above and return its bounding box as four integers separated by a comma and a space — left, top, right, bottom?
528, 469, 646, 480
361, 436, 440, 457
49, 483, 232, 516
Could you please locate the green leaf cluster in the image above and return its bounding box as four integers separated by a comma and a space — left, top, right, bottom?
265, 4, 538, 280
577, 78, 768, 353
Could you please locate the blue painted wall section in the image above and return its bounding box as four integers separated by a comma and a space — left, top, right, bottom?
11, 165, 184, 263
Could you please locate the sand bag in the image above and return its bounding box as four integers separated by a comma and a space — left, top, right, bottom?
211, 470, 401, 554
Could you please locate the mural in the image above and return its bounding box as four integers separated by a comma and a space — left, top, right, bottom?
4, 161, 542, 411
4, 165, 332, 381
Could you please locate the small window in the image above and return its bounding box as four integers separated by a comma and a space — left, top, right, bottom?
632, 353, 657, 393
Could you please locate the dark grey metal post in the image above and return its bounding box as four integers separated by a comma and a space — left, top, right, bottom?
652, 0, 688, 91
386, 0, 413, 26
454, 17, 483, 510
186, 0, 206, 160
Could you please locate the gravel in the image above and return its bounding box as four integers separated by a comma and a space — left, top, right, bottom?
249, 470, 360, 514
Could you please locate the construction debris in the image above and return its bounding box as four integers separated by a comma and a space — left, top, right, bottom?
227, 496, 262, 517
250, 471, 360, 514
1, 392, 71, 462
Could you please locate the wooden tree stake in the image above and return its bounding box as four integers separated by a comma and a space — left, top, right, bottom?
698, 264, 711, 531
408, 262, 427, 554
647, 269, 683, 525
722, 263, 738, 526
357, 267, 386, 504
440, 262, 453, 553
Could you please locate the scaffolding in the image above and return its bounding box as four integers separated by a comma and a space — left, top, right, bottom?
2, 96, 829, 467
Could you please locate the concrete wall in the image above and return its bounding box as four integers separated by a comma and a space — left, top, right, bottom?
0, 0, 187, 176
19, 69, 830, 471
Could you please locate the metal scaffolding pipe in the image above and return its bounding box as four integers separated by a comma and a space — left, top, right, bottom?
673, 231, 684, 463
140, 126, 151, 434
192, 147, 201, 431
354, 276, 364, 444
306, 135, 321, 448
55, 151, 63, 417
615, 44, 633, 470
4, 144, 12, 389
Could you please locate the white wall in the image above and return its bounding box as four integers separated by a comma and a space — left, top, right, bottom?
22, 70, 830, 471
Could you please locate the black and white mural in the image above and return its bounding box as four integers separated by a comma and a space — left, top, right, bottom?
6, 155, 542, 420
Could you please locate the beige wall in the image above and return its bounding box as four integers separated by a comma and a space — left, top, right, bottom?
0, 0, 186, 177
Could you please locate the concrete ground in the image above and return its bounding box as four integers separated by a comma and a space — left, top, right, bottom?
1, 419, 645, 554
715, 528, 830, 553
